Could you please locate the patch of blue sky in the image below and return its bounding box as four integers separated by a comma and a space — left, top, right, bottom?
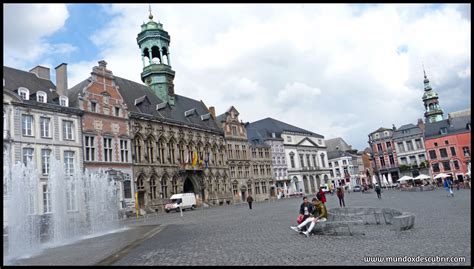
396, 45, 408, 55
46, 4, 112, 66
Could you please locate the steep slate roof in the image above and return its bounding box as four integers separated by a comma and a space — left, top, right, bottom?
327, 150, 352, 160
246, 117, 323, 140
3, 66, 58, 103
67, 78, 91, 107
67, 75, 221, 133
368, 127, 392, 136
424, 115, 471, 139
392, 123, 423, 139
325, 137, 352, 152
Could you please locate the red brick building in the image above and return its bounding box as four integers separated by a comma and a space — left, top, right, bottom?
368, 126, 400, 184
424, 111, 471, 182
67, 61, 134, 210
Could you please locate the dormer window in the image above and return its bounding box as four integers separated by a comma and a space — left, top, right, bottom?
467, 123, 471, 130
59, 96, 68, 107
18, 87, 30, 100
37, 91, 47, 103
184, 108, 196, 117
440, 127, 448, 135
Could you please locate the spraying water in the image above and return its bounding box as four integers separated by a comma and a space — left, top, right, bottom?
4, 156, 123, 263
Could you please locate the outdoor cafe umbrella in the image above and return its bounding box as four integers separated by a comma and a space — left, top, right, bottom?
434, 173, 450, 179
397, 175, 414, 182
414, 174, 431, 181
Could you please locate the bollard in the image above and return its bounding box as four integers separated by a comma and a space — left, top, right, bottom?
180, 206, 183, 217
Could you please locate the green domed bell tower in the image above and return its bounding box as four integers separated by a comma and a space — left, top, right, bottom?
137, 6, 175, 105
422, 68, 444, 123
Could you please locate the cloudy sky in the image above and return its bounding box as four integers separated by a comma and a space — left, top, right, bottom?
3, 4, 471, 150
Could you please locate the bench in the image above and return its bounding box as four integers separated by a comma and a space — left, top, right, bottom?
390, 213, 415, 231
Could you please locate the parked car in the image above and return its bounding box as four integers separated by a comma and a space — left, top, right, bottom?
165, 193, 196, 213
353, 185, 362, 192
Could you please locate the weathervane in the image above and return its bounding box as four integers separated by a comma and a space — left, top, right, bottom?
148, 4, 153, 20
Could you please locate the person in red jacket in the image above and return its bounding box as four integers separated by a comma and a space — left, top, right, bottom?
316, 188, 327, 204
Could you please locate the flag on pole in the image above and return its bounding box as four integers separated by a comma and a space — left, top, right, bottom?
192, 151, 197, 167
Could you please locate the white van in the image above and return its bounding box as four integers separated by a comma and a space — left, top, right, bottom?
165, 193, 197, 213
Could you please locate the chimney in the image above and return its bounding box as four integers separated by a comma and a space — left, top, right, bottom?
29, 65, 50, 80
55, 63, 68, 96
417, 118, 425, 133
208, 106, 216, 119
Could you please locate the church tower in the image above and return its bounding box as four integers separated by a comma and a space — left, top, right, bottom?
422, 68, 444, 123
136, 6, 175, 105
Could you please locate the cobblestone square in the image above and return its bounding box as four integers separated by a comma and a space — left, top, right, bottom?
113, 189, 471, 266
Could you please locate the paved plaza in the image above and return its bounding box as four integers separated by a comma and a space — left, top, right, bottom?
11, 189, 471, 266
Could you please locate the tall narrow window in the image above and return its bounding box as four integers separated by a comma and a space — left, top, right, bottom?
114, 107, 120, 117
145, 138, 154, 163
123, 179, 132, 199
22, 115, 33, 136
320, 153, 326, 168
118, 139, 128, 162
172, 177, 178, 194
178, 142, 185, 164
377, 143, 383, 152
63, 120, 74, 140
429, 150, 437, 159
43, 184, 52, 213
453, 160, 460, 170
389, 154, 395, 165
462, 147, 470, 157
379, 156, 386, 167
161, 177, 168, 198
439, 148, 448, 158
397, 142, 405, 153
168, 140, 175, 164
41, 149, 51, 175
23, 148, 34, 165
432, 163, 440, 173
299, 154, 305, 168
134, 137, 142, 163
103, 137, 113, 162
306, 154, 311, 168
450, 147, 456, 156
150, 177, 157, 200
232, 126, 237, 136
40, 117, 51, 138
64, 151, 75, 175
415, 139, 423, 149
406, 141, 414, 151
290, 153, 295, 168
90, 101, 97, 112
85, 136, 95, 161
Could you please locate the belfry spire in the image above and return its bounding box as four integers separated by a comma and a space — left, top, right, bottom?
148, 4, 153, 20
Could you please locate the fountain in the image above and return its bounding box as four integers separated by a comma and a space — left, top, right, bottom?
4, 155, 123, 264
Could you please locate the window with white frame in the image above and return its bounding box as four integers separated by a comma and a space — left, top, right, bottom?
23, 148, 34, 165
63, 120, 74, 140
41, 149, 51, 175
42, 184, 52, 214
120, 139, 129, 162
103, 137, 113, 162
64, 151, 75, 175
84, 136, 95, 161
22, 114, 33, 136
40, 117, 51, 138
59, 96, 68, 107
37, 91, 47, 103
19, 87, 29, 100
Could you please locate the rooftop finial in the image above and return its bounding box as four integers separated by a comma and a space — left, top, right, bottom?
423, 62, 427, 79
148, 4, 153, 20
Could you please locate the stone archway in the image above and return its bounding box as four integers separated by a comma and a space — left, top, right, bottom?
183, 177, 198, 194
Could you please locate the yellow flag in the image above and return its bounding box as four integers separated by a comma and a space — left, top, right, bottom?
192, 151, 197, 166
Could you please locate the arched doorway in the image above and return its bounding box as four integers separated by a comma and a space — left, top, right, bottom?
183, 177, 196, 194
303, 176, 309, 194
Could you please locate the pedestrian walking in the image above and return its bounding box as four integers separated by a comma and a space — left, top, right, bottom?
375, 184, 382, 199
443, 178, 454, 197
336, 186, 345, 207
247, 194, 254, 209
317, 188, 327, 204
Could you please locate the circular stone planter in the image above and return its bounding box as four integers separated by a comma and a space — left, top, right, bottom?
327, 207, 415, 232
